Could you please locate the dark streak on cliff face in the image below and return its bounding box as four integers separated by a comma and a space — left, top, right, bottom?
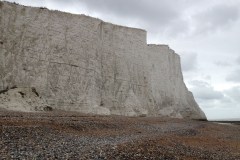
0, 2, 3, 8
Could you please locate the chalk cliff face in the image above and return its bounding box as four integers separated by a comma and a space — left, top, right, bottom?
0, 2, 206, 119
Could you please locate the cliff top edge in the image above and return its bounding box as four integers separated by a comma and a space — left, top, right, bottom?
1, 1, 147, 33
1, 1, 180, 53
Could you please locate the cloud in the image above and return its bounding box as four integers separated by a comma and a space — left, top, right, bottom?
192, 3, 240, 34
189, 80, 224, 101
188, 80, 240, 119
237, 56, 240, 64
215, 61, 231, 67
188, 80, 240, 118
224, 86, 240, 102
203, 75, 211, 80
204, 106, 240, 120
77, 0, 240, 37
78, 0, 188, 34
180, 52, 198, 72
225, 86, 240, 103
226, 69, 240, 82
80, 0, 179, 23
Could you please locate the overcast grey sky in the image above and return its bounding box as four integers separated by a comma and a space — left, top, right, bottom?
5, 0, 240, 120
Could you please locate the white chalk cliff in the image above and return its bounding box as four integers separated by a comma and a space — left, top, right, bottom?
0, 2, 206, 119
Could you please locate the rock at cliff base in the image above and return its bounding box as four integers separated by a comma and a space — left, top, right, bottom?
0, 87, 49, 112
